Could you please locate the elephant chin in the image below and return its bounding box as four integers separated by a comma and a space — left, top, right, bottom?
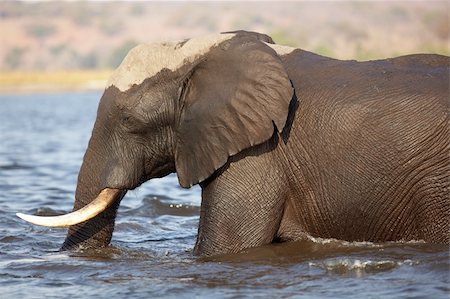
16, 188, 125, 228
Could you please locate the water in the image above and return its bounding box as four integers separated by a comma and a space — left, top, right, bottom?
0, 92, 448, 298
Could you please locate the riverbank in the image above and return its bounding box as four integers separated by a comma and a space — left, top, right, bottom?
0, 70, 113, 94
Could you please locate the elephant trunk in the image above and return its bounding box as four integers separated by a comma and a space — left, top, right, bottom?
60, 142, 127, 251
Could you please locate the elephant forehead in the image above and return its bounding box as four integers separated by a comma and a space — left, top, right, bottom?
106, 33, 236, 92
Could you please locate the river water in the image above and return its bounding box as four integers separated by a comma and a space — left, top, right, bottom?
0, 92, 448, 298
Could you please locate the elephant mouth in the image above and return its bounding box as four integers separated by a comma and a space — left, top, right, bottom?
16, 188, 125, 228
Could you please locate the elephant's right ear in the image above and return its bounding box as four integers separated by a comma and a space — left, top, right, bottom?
175, 35, 294, 188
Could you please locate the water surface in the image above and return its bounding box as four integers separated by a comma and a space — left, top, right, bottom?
0, 92, 448, 298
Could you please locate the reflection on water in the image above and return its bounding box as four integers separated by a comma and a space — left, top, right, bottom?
0, 92, 449, 298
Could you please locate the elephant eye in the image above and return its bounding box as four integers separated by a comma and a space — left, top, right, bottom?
121, 114, 148, 134
122, 116, 131, 125
121, 115, 137, 128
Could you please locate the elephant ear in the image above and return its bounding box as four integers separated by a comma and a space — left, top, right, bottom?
175, 35, 294, 188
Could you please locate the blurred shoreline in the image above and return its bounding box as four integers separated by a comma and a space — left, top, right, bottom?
0, 70, 112, 94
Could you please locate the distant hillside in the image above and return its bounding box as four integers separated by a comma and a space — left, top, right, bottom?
0, 1, 448, 71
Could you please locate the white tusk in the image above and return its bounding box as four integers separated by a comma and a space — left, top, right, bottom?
16, 188, 123, 228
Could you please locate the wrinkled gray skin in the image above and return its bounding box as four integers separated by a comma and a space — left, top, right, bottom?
62, 31, 449, 256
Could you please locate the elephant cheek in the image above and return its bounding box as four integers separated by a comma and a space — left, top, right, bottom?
102, 155, 143, 190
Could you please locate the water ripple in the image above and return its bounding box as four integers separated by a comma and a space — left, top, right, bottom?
121, 195, 200, 217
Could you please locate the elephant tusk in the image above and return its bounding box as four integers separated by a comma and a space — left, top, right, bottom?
16, 188, 123, 228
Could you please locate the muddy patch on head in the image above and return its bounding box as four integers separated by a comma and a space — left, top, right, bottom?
265, 43, 296, 56
106, 34, 236, 92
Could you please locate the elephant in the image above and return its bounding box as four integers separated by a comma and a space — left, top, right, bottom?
18, 31, 449, 256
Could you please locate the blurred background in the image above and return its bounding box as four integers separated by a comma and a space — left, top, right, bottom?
0, 0, 448, 93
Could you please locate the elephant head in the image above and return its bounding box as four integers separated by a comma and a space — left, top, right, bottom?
17, 31, 294, 250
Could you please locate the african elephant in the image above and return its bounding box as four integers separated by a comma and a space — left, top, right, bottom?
18, 31, 449, 256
